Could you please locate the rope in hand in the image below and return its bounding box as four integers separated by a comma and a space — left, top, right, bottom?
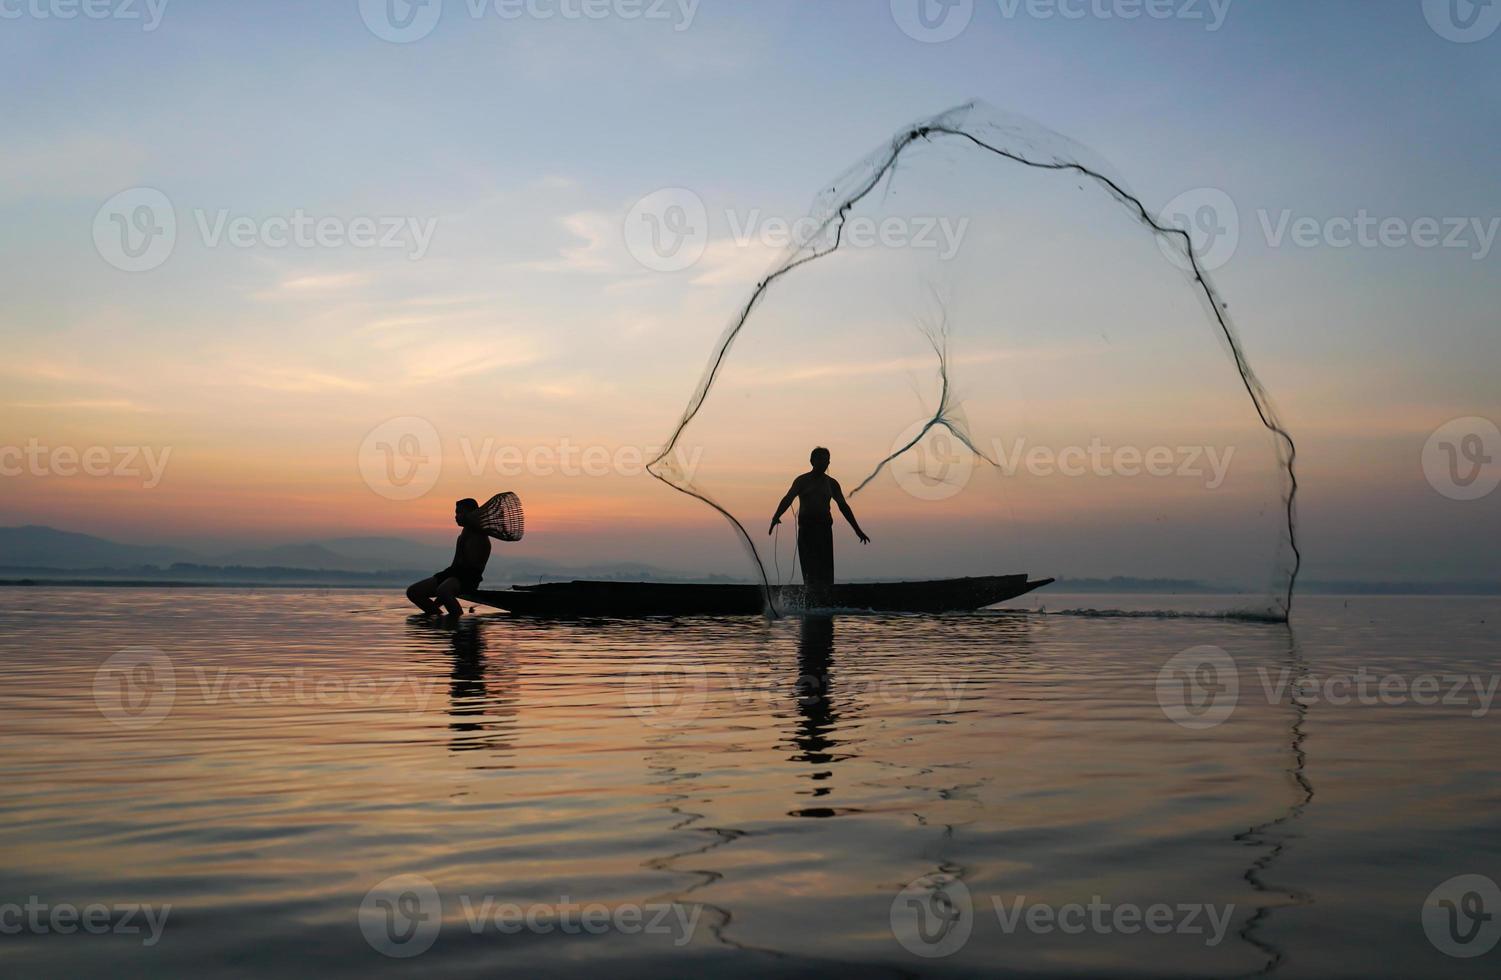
772, 501, 801, 587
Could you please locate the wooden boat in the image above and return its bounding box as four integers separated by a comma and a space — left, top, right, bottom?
464, 574, 1052, 617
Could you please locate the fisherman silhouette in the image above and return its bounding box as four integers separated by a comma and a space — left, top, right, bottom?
769, 447, 869, 595
406, 498, 491, 617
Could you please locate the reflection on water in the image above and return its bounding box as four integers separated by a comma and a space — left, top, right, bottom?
789, 614, 842, 815
0, 590, 1497, 978
406, 616, 521, 763
1234, 632, 1317, 977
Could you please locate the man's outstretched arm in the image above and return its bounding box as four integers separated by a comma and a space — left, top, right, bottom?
768, 478, 802, 535
832, 480, 870, 544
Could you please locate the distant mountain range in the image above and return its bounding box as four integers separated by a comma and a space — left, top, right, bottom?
0, 525, 715, 585
1, 526, 1495, 594
0, 525, 444, 572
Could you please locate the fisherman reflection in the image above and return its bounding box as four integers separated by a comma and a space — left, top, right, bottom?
406, 615, 518, 760
787, 615, 850, 817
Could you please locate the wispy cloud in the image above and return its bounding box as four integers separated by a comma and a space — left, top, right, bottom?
7, 398, 151, 411
240, 368, 370, 393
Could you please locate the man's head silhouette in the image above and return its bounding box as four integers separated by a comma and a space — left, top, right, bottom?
810, 447, 830, 473
454, 497, 479, 526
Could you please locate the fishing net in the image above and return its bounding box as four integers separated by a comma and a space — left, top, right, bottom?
648, 102, 1299, 619
477, 491, 525, 542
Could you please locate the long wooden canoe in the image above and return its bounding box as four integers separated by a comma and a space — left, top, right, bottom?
464, 574, 1052, 616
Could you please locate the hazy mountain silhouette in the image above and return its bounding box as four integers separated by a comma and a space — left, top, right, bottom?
0, 525, 202, 569
0, 526, 445, 572
0, 525, 710, 585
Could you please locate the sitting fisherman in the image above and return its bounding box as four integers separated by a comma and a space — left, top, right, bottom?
406, 497, 491, 617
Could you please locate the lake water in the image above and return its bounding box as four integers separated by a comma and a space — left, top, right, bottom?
1, 588, 1497, 977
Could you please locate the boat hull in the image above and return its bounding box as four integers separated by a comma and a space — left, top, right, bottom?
465, 574, 1052, 617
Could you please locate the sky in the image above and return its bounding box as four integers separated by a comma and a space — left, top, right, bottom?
1, 0, 1498, 586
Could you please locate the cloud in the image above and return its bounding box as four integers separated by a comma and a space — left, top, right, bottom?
7, 398, 151, 412
241, 368, 370, 393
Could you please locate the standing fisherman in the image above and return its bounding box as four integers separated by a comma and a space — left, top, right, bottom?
768, 447, 870, 596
